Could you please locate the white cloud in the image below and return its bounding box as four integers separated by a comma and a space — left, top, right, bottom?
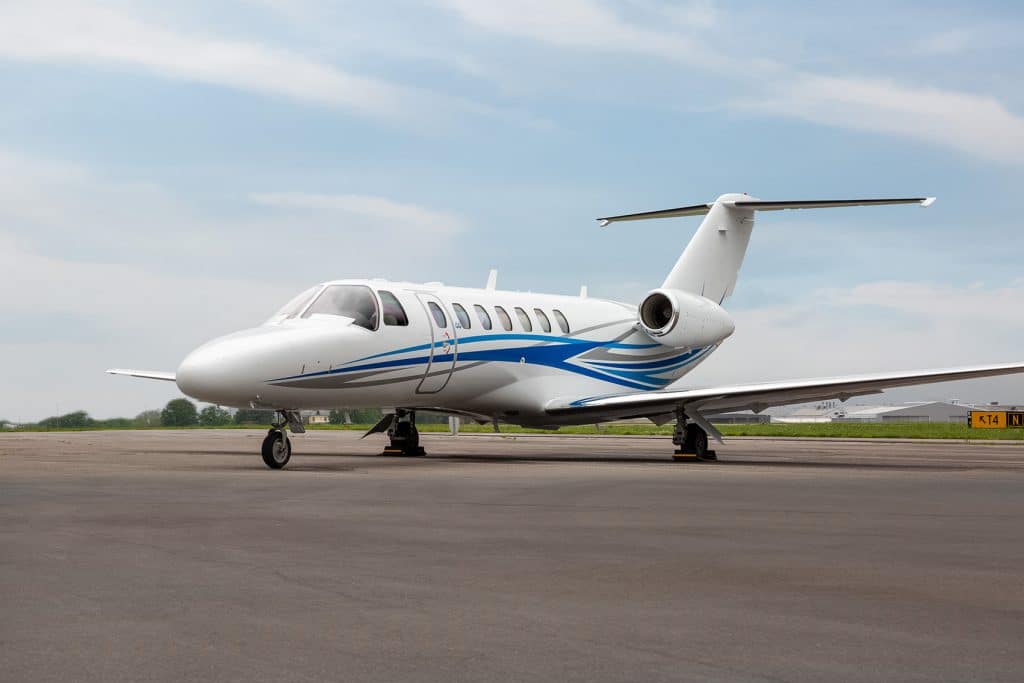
0, 1, 420, 118
439, 0, 1024, 164
250, 192, 466, 237
693, 279, 1024, 404
0, 147, 466, 278
437, 0, 726, 68
912, 29, 975, 56
736, 75, 1024, 164
0, 147, 479, 418
0, 232, 290, 420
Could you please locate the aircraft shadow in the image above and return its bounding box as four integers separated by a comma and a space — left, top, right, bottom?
142, 449, 1003, 472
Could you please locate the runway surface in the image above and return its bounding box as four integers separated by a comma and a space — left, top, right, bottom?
3, 430, 1024, 682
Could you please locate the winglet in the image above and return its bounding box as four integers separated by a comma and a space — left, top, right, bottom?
485, 269, 498, 290
921, 197, 937, 207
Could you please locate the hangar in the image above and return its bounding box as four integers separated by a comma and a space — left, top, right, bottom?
834, 401, 971, 424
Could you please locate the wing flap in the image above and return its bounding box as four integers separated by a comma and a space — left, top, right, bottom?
106, 368, 177, 382
546, 362, 1024, 419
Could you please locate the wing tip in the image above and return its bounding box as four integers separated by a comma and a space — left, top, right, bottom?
107, 368, 177, 381
921, 197, 937, 207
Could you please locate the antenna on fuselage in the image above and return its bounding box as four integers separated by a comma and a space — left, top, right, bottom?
579, 285, 588, 298
485, 269, 498, 291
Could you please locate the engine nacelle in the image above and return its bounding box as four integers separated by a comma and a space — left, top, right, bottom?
638, 288, 735, 349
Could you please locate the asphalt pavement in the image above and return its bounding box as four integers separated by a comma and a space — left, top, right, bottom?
3, 430, 1023, 682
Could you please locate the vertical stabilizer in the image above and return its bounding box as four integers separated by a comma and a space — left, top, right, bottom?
661, 194, 754, 303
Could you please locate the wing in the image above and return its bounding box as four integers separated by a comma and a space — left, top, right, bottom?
546, 362, 1024, 423
106, 368, 177, 382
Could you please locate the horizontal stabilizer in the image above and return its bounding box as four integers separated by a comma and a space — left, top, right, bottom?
106, 368, 176, 382
598, 196, 933, 226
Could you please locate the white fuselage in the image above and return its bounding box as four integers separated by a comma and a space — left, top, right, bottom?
175, 279, 721, 426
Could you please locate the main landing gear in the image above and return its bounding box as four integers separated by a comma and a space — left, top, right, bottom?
672, 408, 716, 462
382, 409, 426, 457
261, 410, 304, 470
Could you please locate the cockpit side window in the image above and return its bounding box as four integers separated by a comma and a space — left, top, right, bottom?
378, 290, 409, 326
302, 285, 379, 330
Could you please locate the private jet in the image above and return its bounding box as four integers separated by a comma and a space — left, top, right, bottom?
109, 194, 1024, 468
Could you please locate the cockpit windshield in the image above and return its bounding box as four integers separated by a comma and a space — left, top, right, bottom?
301, 285, 379, 330
266, 286, 320, 324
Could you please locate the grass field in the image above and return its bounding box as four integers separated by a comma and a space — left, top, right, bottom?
7, 421, 1023, 440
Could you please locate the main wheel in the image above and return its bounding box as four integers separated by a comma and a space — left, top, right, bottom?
692, 428, 711, 460
406, 426, 420, 451
261, 430, 291, 469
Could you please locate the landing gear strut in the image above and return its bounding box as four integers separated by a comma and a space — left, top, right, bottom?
671, 408, 716, 461
261, 410, 304, 469
382, 409, 426, 457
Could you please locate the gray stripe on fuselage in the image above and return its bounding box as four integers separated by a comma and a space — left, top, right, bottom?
270, 361, 489, 389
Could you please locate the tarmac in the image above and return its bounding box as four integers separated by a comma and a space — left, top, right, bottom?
3, 429, 1024, 682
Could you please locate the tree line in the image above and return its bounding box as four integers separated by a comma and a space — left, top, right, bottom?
2, 400, 456, 429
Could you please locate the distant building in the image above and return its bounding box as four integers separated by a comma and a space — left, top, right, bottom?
707, 411, 771, 424
306, 412, 329, 425
775, 401, 847, 424
835, 401, 971, 424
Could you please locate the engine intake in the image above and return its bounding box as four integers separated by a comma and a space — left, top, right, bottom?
638, 288, 735, 349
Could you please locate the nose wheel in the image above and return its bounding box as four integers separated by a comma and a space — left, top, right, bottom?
260, 410, 302, 469
261, 429, 291, 469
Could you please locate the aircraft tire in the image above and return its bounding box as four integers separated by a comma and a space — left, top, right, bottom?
692, 430, 716, 462
261, 430, 291, 469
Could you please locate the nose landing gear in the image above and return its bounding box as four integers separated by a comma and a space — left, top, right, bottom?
261, 410, 304, 469
262, 429, 291, 469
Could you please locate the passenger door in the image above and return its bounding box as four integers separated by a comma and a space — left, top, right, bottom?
416, 293, 457, 394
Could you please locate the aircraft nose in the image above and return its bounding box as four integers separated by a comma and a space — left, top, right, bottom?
176, 335, 256, 405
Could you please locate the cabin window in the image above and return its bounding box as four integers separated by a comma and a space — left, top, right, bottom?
494, 306, 513, 331
552, 309, 570, 334
302, 285, 378, 330
514, 307, 533, 332
474, 304, 493, 330
428, 302, 447, 328
378, 290, 409, 326
452, 303, 472, 330
534, 308, 552, 333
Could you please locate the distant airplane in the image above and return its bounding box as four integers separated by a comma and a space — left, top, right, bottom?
110, 194, 1024, 468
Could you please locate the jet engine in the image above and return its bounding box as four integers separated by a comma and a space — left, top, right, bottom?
637, 288, 735, 349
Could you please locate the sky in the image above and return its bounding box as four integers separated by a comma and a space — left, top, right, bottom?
1, 0, 1023, 421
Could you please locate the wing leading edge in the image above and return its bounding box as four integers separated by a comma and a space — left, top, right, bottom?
546, 362, 1024, 422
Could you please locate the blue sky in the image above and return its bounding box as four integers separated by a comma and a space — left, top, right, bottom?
1, 0, 1023, 420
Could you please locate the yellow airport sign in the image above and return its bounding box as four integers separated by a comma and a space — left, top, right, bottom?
970, 411, 1024, 428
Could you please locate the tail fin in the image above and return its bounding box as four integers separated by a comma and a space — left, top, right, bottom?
598, 194, 934, 304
